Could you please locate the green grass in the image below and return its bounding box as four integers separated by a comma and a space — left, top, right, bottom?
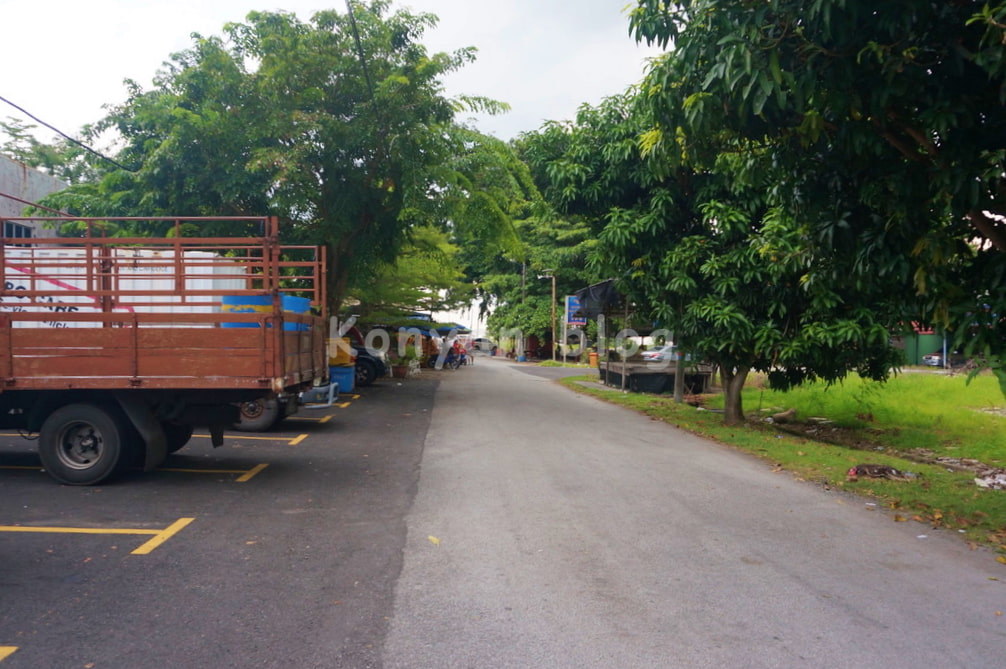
733, 372, 1006, 463
558, 371, 1006, 558
537, 360, 589, 368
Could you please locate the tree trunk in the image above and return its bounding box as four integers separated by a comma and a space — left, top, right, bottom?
721, 365, 750, 426
327, 242, 350, 317
673, 354, 685, 403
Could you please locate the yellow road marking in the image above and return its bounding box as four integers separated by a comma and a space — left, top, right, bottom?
0, 517, 194, 555
132, 517, 195, 555
1, 463, 268, 481
195, 433, 301, 444
336, 402, 351, 408
235, 463, 269, 482
288, 434, 308, 446
0, 647, 17, 661
288, 414, 333, 422
157, 463, 268, 482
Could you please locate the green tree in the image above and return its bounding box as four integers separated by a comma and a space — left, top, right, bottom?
1, 117, 98, 185
38, 3, 524, 313
480, 215, 594, 352
629, 0, 1006, 390
523, 88, 905, 423
472, 122, 611, 350
348, 224, 470, 322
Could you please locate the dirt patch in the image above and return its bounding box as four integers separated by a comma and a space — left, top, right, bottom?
772, 420, 893, 452
764, 413, 1005, 482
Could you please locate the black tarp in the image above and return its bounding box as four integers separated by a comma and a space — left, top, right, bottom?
573, 279, 623, 319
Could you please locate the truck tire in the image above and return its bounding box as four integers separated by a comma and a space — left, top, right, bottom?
355, 359, 377, 387
232, 398, 281, 432
38, 403, 132, 485
162, 422, 194, 454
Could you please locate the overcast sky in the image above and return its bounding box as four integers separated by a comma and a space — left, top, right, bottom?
1, 0, 663, 144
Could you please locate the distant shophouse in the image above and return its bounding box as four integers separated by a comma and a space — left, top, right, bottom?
0, 153, 67, 239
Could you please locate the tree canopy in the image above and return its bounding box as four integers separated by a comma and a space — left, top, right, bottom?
519, 88, 906, 422
23, 2, 529, 314
629, 0, 1006, 391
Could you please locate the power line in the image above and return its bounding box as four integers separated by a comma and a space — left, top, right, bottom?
344, 0, 378, 111
0, 94, 137, 172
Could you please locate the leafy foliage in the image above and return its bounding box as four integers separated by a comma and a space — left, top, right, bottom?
24, 3, 527, 314
1, 117, 101, 186
515, 66, 914, 423
630, 0, 1006, 393
348, 224, 470, 322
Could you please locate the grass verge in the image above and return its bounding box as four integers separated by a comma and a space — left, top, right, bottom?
559, 371, 1006, 560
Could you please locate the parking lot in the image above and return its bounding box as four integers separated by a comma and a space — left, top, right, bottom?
0, 375, 438, 668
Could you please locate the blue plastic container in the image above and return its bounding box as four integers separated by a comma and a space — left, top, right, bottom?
281, 295, 311, 332
329, 364, 355, 394
221, 295, 272, 328
221, 294, 311, 330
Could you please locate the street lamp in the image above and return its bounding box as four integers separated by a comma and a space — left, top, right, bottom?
538, 270, 556, 361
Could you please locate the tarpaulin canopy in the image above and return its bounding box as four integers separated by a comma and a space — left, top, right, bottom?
435, 323, 471, 335
573, 279, 624, 320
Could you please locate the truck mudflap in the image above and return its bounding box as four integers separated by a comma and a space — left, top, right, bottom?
116, 394, 167, 472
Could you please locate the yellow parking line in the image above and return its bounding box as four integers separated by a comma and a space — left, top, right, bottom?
0, 526, 156, 536
336, 402, 352, 408
0, 463, 269, 481
0, 517, 194, 555
0, 647, 17, 661
288, 414, 334, 423
132, 517, 195, 555
235, 463, 269, 482
158, 463, 268, 482
4, 430, 297, 440
288, 434, 308, 446
196, 433, 301, 444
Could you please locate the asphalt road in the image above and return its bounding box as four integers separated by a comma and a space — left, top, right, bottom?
1, 358, 1004, 668
0, 375, 435, 669
383, 358, 1005, 668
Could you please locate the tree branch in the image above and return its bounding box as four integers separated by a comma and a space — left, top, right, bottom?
967, 209, 1006, 252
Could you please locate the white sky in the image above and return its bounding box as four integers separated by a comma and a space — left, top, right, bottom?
1, 0, 663, 144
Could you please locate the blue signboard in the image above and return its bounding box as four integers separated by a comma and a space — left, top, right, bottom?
566, 295, 587, 326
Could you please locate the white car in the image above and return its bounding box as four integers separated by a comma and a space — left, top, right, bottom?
471, 337, 495, 351
641, 345, 680, 362
921, 349, 965, 367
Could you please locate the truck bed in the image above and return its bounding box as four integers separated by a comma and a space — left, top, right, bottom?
0, 216, 327, 394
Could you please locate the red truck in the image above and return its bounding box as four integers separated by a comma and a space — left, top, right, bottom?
0, 216, 328, 485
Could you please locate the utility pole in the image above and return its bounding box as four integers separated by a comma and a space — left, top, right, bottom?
550, 272, 556, 361
538, 270, 557, 361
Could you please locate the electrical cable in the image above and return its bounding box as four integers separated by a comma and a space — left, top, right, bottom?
0, 94, 137, 172
344, 0, 378, 114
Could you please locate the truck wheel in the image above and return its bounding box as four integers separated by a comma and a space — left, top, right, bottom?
39, 404, 130, 485
233, 398, 281, 432
355, 359, 377, 387
162, 422, 194, 454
